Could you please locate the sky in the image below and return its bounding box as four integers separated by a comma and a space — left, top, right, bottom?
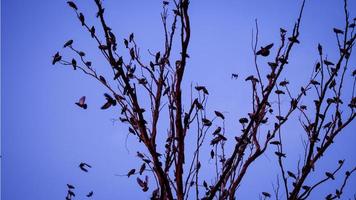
1, 0, 356, 199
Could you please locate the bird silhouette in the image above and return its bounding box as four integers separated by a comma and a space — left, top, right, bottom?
262, 192, 271, 198
79, 162, 91, 172
67, 1, 78, 10
63, 40, 73, 48
127, 169, 136, 177
231, 73, 238, 79
71, 59, 77, 70
67, 184, 75, 190
79, 13, 85, 26
90, 26, 95, 38
333, 28, 344, 34
75, 96, 87, 109
195, 86, 209, 95
101, 93, 117, 110
214, 111, 225, 119
52, 52, 61, 65
86, 191, 94, 197
256, 43, 273, 57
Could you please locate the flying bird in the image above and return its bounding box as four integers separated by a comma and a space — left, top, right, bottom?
86, 191, 94, 197
231, 73, 239, 79
79, 162, 92, 172
75, 96, 87, 109
101, 93, 117, 110
256, 43, 273, 57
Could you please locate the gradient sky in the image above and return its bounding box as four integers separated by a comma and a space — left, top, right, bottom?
2, 0, 356, 199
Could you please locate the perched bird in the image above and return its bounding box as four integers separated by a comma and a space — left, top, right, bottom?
195, 86, 209, 95
52, 52, 62, 65
71, 59, 77, 70
75, 96, 87, 109
79, 162, 92, 172
63, 39, 73, 48
262, 192, 271, 198
139, 163, 146, 175
214, 111, 225, 119
324, 60, 334, 66
127, 169, 136, 177
90, 26, 95, 38
67, 184, 75, 190
86, 191, 94, 197
67, 1, 78, 10
212, 127, 222, 136
79, 12, 85, 26
256, 43, 274, 57
333, 28, 344, 34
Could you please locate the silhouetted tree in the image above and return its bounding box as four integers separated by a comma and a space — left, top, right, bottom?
53, 0, 356, 199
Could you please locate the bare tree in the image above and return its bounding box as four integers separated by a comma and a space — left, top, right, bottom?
53, 0, 356, 199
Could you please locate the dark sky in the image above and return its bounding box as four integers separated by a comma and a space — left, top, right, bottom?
2, 0, 356, 199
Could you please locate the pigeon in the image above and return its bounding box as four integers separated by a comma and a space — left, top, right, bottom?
79, 162, 92, 172
75, 96, 87, 109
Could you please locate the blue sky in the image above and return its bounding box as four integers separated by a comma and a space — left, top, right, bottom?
2, 0, 356, 199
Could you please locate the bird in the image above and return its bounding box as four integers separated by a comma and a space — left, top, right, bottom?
79, 13, 85, 26
101, 93, 117, 110
256, 43, 274, 57
195, 86, 209, 95
127, 169, 136, 177
75, 96, 87, 109
71, 59, 77, 70
86, 191, 94, 197
333, 28, 344, 34
214, 111, 225, 119
52, 52, 62, 65
231, 73, 238, 79
63, 39, 73, 48
67, 1, 78, 10
67, 184, 75, 190
79, 162, 92, 172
